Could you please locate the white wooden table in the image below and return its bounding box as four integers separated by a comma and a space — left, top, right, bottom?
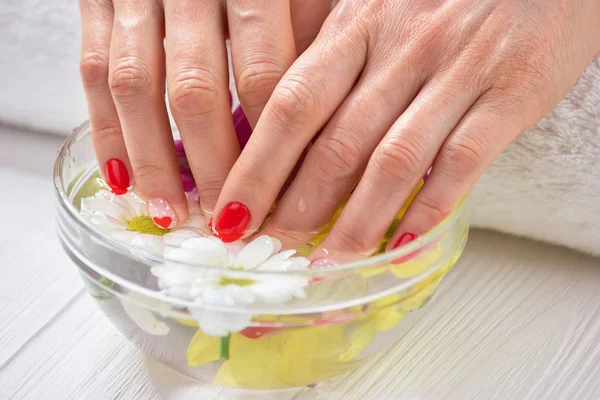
1, 124, 599, 400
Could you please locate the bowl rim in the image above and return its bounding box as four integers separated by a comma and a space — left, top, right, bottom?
53, 120, 468, 309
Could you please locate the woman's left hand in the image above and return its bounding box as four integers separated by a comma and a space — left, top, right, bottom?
212, 0, 600, 260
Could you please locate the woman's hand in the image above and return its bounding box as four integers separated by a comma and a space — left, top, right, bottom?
212, 0, 600, 259
78, 0, 329, 228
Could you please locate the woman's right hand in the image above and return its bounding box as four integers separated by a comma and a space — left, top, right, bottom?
78, 0, 329, 229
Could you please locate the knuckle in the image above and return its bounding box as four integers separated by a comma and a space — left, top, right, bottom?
91, 125, 122, 142
168, 68, 221, 117
328, 0, 377, 39
411, 196, 451, 229
236, 171, 271, 198
312, 131, 363, 181
270, 76, 319, 127
264, 222, 308, 246
443, 136, 485, 177
373, 136, 425, 182
196, 178, 225, 209
80, 51, 109, 88
237, 62, 285, 111
131, 162, 165, 184
330, 227, 371, 255
109, 56, 153, 101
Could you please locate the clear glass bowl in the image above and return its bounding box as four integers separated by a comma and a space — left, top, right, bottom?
54, 120, 470, 390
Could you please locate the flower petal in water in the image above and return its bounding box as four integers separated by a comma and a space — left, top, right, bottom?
80, 190, 207, 254
121, 300, 170, 336
152, 235, 310, 335
189, 307, 252, 338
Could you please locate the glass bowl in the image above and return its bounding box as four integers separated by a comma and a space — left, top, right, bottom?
54, 120, 470, 390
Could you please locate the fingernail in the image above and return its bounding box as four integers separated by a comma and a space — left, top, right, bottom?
309, 258, 338, 269
423, 172, 429, 183
391, 232, 418, 249
391, 232, 418, 264
148, 198, 178, 229
212, 202, 251, 243
105, 158, 129, 195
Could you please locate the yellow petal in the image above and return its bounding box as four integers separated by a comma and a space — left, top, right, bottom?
213, 360, 237, 387
339, 293, 406, 362
186, 329, 220, 366
339, 322, 376, 362
175, 318, 199, 328
383, 179, 424, 241
360, 265, 388, 277
389, 244, 442, 278
373, 307, 405, 332
215, 331, 286, 388
278, 326, 351, 387
214, 325, 353, 389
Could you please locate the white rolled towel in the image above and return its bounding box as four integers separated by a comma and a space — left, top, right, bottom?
1, 0, 598, 256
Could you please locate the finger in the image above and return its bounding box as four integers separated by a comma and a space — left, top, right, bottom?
389, 91, 521, 246
212, 12, 369, 242
164, 0, 239, 217
262, 55, 427, 247
314, 73, 481, 260
290, 0, 331, 55
79, 0, 132, 194
229, 0, 297, 127
110, 0, 188, 228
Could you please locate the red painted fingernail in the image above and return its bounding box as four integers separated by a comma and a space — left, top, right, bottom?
391, 232, 418, 264
392, 232, 418, 249
212, 202, 251, 242
208, 218, 213, 231
105, 158, 129, 195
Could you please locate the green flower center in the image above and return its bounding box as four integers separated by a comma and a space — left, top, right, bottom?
219, 276, 255, 286
127, 216, 170, 236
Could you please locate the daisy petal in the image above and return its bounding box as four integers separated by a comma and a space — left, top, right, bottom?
120, 191, 146, 217
271, 237, 282, 254
178, 237, 228, 268
251, 282, 296, 304
122, 301, 170, 335
82, 194, 127, 223
164, 229, 204, 247
235, 235, 276, 270
111, 231, 164, 253
255, 250, 297, 272
190, 308, 253, 337
285, 257, 311, 271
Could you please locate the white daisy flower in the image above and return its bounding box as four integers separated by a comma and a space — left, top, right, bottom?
151, 235, 311, 336
80, 190, 206, 254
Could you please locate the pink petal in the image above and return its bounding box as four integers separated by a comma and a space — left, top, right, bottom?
181, 172, 196, 192
423, 170, 430, 182
174, 139, 185, 154
233, 106, 252, 149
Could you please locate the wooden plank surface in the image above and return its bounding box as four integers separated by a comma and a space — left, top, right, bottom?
1, 125, 599, 400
